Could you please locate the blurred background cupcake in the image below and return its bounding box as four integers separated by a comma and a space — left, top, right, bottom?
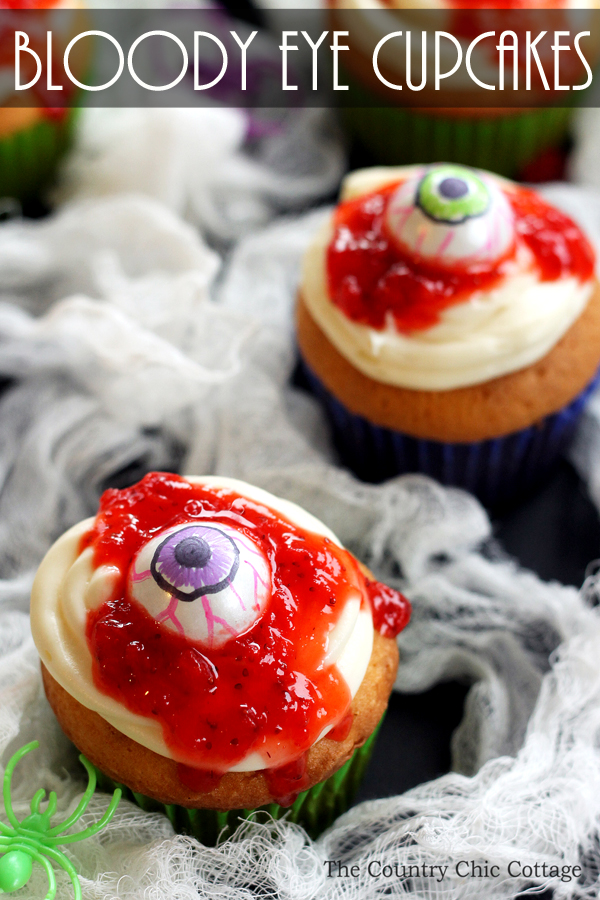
329, 0, 600, 180
0, 0, 85, 205
297, 162, 600, 507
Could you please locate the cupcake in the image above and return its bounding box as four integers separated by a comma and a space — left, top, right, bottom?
297, 163, 600, 507
0, 0, 84, 202
30, 472, 410, 843
329, 0, 597, 179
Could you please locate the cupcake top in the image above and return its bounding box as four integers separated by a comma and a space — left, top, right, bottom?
301, 163, 596, 391
31, 472, 409, 790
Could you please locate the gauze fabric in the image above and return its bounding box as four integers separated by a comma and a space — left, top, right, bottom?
0, 110, 600, 898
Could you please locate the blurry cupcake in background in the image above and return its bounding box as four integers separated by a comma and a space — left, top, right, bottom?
297, 163, 600, 507
329, 0, 599, 179
0, 0, 85, 202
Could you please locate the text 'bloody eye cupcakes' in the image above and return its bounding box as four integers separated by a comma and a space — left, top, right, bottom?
297, 163, 600, 507
30, 472, 410, 843
329, 0, 599, 179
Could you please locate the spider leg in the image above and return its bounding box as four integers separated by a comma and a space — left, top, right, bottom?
3, 741, 38, 830
46, 756, 96, 837
42, 857, 59, 900
47, 788, 121, 845
45, 792, 58, 820
30, 787, 56, 828
0, 822, 12, 837
40, 845, 82, 900
30, 788, 47, 814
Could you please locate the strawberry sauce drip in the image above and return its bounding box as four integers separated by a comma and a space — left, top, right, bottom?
327, 182, 595, 334
366, 579, 411, 639
329, 712, 354, 742
177, 764, 223, 793
265, 754, 310, 807
82, 473, 411, 791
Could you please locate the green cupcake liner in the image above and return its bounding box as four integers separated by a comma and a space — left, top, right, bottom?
339, 71, 575, 178
90, 718, 383, 846
0, 108, 78, 202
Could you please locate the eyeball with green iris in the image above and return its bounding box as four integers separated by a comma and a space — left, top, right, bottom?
130, 522, 271, 648
386, 164, 515, 269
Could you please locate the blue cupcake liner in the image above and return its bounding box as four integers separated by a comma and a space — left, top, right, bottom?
299, 357, 600, 508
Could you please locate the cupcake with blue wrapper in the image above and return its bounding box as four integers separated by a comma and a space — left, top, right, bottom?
297, 162, 600, 507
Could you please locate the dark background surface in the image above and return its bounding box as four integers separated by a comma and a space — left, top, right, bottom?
356, 459, 600, 803
352, 460, 597, 900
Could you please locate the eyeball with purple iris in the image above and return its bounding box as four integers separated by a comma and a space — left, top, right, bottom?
386, 164, 515, 268
130, 522, 271, 647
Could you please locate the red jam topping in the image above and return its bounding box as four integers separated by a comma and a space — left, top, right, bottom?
265, 755, 311, 807
326, 182, 595, 334
367, 579, 411, 639
82, 473, 410, 796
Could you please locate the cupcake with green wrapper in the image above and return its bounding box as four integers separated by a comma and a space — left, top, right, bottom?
329, 0, 598, 178
30, 472, 410, 844
0, 0, 84, 202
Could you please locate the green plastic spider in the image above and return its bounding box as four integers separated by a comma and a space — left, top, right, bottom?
0, 741, 121, 899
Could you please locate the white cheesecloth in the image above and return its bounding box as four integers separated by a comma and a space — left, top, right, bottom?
0, 103, 599, 899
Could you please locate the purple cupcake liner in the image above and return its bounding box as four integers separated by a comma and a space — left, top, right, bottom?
299, 357, 600, 508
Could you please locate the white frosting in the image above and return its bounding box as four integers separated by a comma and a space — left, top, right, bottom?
302, 166, 594, 391
31, 476, 374, 771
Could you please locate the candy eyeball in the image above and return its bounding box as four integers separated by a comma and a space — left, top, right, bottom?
386, 164, 515, 269
151, 526, 240, 602
130, 522, 271, 647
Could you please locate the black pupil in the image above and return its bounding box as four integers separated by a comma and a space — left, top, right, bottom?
174, 536, 212, 569
439, 177, 468, 200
